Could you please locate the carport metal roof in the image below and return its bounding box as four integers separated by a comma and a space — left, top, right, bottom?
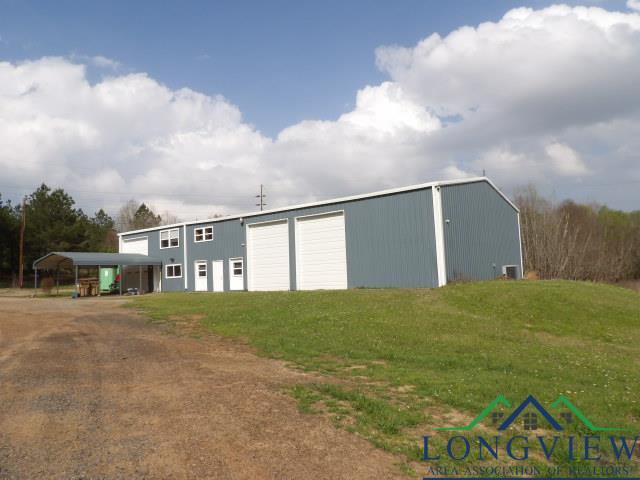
33, 252, 162, 270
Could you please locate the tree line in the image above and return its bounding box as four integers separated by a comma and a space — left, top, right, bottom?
516, 186, 640, 282
0, 184, 172, 284
1, 183, 638, 285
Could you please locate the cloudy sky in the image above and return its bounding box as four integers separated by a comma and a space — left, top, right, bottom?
0, 1, 639, 221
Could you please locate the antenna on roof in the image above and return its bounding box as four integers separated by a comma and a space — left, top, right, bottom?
255, 184, 267, 211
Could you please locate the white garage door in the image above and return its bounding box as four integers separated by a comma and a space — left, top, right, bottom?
121, 236, 148, 256
247, 220, 290, 291
295, 212, 347, 290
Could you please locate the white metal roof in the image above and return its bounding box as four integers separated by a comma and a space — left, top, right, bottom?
118, 176, 518, 237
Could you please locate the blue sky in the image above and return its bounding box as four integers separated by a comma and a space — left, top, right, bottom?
1, 0, 628, 136
0, 1, 638, 216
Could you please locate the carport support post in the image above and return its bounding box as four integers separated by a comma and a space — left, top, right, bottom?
34, 268, 38, 293
74, 265, 79, 297
56, 268, 59, 295
119, 265, 123, 296
139, 265, 142, 295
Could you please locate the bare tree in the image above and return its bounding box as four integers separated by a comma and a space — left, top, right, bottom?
116, 200, 163, 232
515, 185, 639, 282
159, 210, 181, 226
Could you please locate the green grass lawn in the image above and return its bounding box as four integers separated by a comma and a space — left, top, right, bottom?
134, 280, 640, 474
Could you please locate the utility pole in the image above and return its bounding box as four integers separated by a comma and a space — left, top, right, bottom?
255, 184, 266, 211
18, 196, 27, 288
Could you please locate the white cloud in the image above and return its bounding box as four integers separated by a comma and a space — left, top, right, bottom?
1, 4, 640, 218
628, 0, 640, 12
68, 53, 122, 70
545, 142, 590, 176
90, 55, 121, 70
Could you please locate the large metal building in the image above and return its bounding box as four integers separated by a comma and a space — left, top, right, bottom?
117, 177, 523, 293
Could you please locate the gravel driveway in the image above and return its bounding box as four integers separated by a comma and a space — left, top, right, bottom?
0, 297, 406, 479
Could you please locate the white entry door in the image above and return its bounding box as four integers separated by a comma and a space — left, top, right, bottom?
194, 261, 208, 291
246, 220, 290, 291
212, 260, 224, 292
229, 257, 244, 290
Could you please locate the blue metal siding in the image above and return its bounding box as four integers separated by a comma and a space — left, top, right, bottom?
247, 188, 439, 289
139, 227, 185, 291
441, 181, 521, 281
186, 221, 245, 292
122, 188, 440, 291
121, 181, 522, 291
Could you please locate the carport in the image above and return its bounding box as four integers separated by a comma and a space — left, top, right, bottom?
33, 252, 162, 295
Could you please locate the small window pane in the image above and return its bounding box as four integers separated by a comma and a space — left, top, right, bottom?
232, 261, 243, 276
523, 412, 537, 430
166, 264, 182, 278
161, 229, 179, 248
195, 227, 213, 242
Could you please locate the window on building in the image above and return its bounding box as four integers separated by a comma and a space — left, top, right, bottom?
197, 263, 207, 277
232, 260, 243, 277
523, 412, 538, 430
160, 229, 180, 249
560, 411, 573, 424
491, 411, 504, 425
165, 264, 182, 278
194, 226, 214, 242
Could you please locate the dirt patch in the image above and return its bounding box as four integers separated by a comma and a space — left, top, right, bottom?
0, 297, 408, 479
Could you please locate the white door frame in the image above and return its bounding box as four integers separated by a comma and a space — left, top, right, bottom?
194, 260, 208, 292
212, 260, 224, 292
229, 257, 244, 291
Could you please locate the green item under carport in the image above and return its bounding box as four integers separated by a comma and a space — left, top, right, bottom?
99, 266, 120, 293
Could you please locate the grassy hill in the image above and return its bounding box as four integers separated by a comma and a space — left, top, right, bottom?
134, 281, 640, 473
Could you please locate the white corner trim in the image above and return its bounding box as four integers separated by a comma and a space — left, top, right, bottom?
183, 224, 188, 290
517, 212, 524, 279
432, 185, 447, 287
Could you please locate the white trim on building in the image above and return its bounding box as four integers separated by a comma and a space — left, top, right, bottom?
432, 186, 447, 287
117, 177, 518, 238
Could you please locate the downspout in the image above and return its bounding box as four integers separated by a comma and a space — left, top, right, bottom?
432, 184, 447, 287
183, 224, 188, 291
